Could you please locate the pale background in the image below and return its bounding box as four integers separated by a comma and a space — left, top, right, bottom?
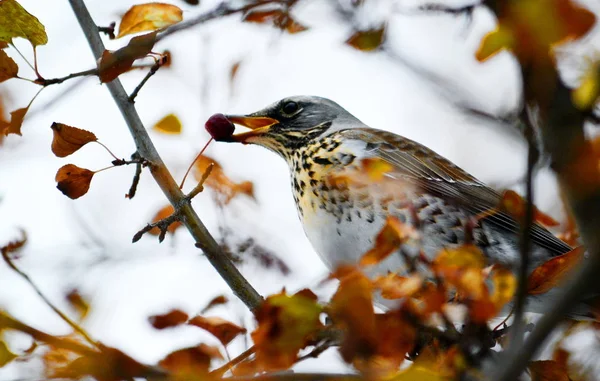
1, 0, 600, 379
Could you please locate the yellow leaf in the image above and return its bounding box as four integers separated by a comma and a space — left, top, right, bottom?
490, 266, 516, 309
153, 113, 182, 134
390, 364, 449, 381
118, 3, 183, 38
346, 27, 386, 52
0, 340, 17, 367
572, 60, 600, 110
434, 245, 486, 270
0, 0, 47, 47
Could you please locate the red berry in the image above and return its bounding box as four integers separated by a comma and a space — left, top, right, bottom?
205, 113, 235, 141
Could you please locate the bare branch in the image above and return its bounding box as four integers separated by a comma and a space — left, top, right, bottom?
68, 0, 264, 312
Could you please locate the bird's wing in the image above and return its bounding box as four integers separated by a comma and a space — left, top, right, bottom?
337, 127, 571, 256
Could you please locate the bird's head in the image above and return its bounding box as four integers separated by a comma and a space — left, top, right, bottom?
222, 96, 363, 157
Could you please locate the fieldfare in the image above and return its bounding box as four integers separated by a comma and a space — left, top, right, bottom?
220, 95, 581, 315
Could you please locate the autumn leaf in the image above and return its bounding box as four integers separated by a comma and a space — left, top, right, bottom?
0, 340, 17, 367
329, 268, 377, 363
373, 273, 423, 300
500, 190, 559, 227
433, 245, 486, 273
361, 157, 394, 181
0, 49, 17, 83
527, 247, 584, 295
389, 363, 450, 381
489, 266, 516, 309
98, 31, 157, 83
346, 26, 385, 52
193, 154, 254, 203
572, 58, 600, 110
52, 344, 147, 381
528, 360, 571, 381
159, 344, 223, 378
152, 113, 182, 134
252, 289, 322, 370
55, 164, 95, 200
1, 229, 27, 260
476, 0, 595, 64
360, 216, 418, 266
242, 9, 307, 34
118, 3, 182, 38
148, 309, 189, 329
282, 18, 307, 34
188, 315, 247, 346
201, 295, 228, 314
50, 122, 98, 157
0, 106, 29, 136
148, 205, 183, 236
66, 290, 90, 321
243, 9, 282, 23
0, 0, 48, 47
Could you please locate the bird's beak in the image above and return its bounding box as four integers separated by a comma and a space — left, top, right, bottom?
225, 115, 279, 143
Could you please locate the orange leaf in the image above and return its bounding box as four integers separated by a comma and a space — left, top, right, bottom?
434, 244, 486, 272
527, 247, 584, 295
152, 113, 182, 134
55, 164, 94, 200
490, 266, 516, 310
476, 0, 596, 65
360, 216, 418, 266
329, 268, 377, 363
159, 344, 222, 378
193, 154, 254, 203
0, 49, 17, 82
345, 27, 385, 52
252, 290, 322, 371
118, 3, 183, 38
148, 309, 189, 329
50, 122, 98, 157
528, 360, 571, 381
1, 106, 29, 136
66, 289, 90, 321
243, 9, 283, 24
188, 316, 247, 346
283, 18, 308, 34
98, 31, 157, 83
201, 295, 228, 314
373, 273, 423, 300
500, 190, 559, 227
361, 157, 394, 181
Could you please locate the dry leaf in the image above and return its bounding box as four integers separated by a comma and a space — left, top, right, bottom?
66, 289, 90, 321
118, 3, 183, 38
527, 247, 584, 295
476, 0, 595, 64
159, 344, 222, 378
55, 164, 94, 200
0, 49, 17, 83
572, 59, 600, 110
152, 113, 182, 134
360, 216, 418, 266
193, 154, 254, 203
346, 27, 385, 52
50, 122, 98, 157
373, 273, 423, 300
500, 190, 559, 227
98, 31, 157, 83
252, 290, 322, 371
1, 229, 27, 259
243, 9, 282, 24
188, 316, 247, 346
0, 0, 48, 47
149, 309, 189, 329
201, 295, 228, 314
528, 360, 571, 381
1, 106, 29, 136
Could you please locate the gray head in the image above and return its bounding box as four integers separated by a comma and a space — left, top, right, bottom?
224, 95, 364, 156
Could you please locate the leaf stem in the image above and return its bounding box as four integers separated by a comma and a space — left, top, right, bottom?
180, 137, 213, 190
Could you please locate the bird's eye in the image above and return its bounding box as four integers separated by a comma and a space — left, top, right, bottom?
282, 101, 299, 115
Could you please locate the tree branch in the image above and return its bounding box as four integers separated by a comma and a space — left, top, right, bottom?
68, 0, 263, 312
486, 76, 600, 381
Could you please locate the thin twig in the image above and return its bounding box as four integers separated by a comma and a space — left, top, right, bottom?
1, 248, 99, 349
156, 0, 290, 43
69, 0, 263, 312
128, 57, 164, 103
211, 345, 256, 377
98, 22, 116, 39
188, 163, 214, 200
35, 68, 98, 86
506, 109, 538, 352
126, 152, 145, 199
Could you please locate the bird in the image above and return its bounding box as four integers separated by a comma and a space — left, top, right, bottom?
219, 95, 582, 315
